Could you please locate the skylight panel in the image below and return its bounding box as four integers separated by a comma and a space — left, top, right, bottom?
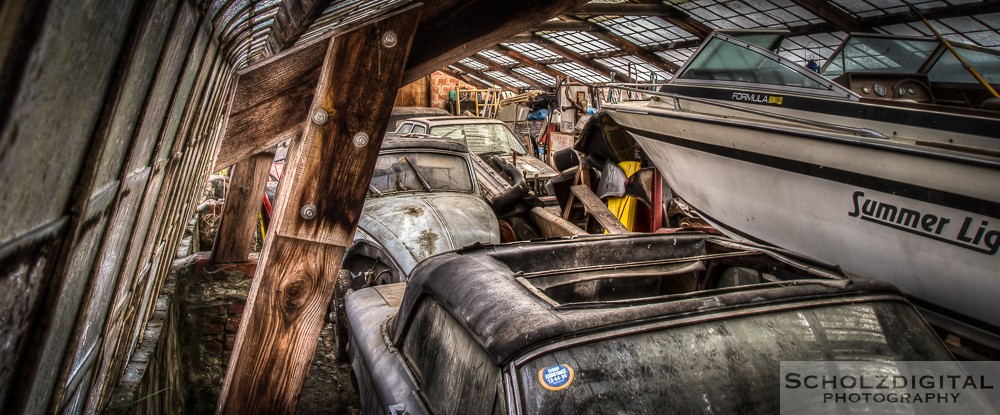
477, 50, 519, 67
673, 0, 821, 30
876, 13, 1000, 48
502, 43, 564, 63
484, 71, 530, 89
591, 15, 697, 47
459, 58, 489, 71
549, 62, 611, 84
538, 31, 617, 55
655, 48, 696, 67
594, 56, 671, 83
512, 67, 557, 85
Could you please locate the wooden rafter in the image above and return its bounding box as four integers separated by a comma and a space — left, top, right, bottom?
469, 56, 552, 90
451, 62, 522, 91
571, 3, 680, 17
536, 20, 598, 32
271, 0, 335, 52
403, 0, 591, 84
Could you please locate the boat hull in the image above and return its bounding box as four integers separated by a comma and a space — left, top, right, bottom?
603, 107, 1000, 335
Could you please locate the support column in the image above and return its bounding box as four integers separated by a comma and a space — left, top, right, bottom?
210, 151, 274, 264
216, 5, 421, 413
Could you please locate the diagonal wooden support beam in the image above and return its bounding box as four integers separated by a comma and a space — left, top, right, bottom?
403, 0, 590, 84
216, 5, 421, 413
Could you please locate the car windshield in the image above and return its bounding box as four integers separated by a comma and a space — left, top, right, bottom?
369, 151, 474, 194
429, 123, 527, 155
516, 302, 954, 414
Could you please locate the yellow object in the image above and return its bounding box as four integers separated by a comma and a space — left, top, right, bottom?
606, 161, 642, 232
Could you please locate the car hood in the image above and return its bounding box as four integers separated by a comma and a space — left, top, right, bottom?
498, 153, 558, 180
358, 192, 501, 275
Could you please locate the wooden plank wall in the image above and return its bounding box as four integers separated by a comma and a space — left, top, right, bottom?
0, 0, 236, 413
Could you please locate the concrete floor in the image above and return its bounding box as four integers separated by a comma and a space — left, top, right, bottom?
298, 321, 361, 414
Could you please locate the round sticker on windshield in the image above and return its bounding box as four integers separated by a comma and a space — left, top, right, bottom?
538, 364, 574, 391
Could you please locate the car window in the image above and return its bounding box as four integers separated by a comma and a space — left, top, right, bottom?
412, 124, 427, 134
516, 302, 953, 414
397, 123, 414, 133
429, 123, 527, 155
369, 152, 474, 194
402, 299, 499, 414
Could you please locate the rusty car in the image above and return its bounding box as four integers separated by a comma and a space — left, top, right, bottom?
345, 232, 964, 414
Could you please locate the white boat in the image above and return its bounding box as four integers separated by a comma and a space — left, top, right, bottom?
581, 31, 1000, 348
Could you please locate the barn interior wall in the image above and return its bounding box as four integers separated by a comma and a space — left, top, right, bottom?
0, 0, 236, 413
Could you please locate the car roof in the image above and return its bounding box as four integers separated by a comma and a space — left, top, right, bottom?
403, 116, 508, 126
390, 106, 451, 116
390, 233, 904, 365
381, 132, 470, 153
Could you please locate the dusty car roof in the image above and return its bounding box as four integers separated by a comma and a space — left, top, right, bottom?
391, 233, 905, 365
380, 133, 470, 153
405, 116, 508, 126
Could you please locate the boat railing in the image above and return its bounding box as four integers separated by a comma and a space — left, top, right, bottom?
600, 84, 889, 140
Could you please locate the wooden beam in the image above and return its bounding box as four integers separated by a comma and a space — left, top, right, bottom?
403, 0, 590, 84
493, 45, 567, 81
211, 151, 274, 264
439, 67, 494, 90
571, 3, 680, 17
213, 37, 327, 170
789, 0, 867, 33
216, 5, 420, 413
451, 62, 521, 91
271, 0, 335, 52
570, 185, 630, 234
530, 35, 635, 83
536, 20, 598, 32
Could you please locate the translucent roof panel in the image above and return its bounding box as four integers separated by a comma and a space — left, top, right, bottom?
549, 62, 611, 84
537, 31, 618, 56
876, 13, 1000, 48
512, 66, 557, 85
477, 50, 519, 67
502, 42, 565, 64
297, 0, 408, 46
779, 32, 848, 68
459, 58, 488, 71
484, 71, 530, 89
671, 0, 823, 30
655, 48, 697, 67
590, 15, 697, 47
594, 56, 671, 83
829, 0, 974, 19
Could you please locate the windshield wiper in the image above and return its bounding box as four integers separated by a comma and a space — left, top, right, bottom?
368, 184, 382, 196
400, 156, 433, 192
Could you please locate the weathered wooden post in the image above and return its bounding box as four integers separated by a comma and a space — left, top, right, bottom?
216, 5, 421, 413
210, 151, 274, 264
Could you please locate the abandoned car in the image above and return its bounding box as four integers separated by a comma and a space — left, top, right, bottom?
394, 116, 558, 196
387, 106, 451, 131
340, 134, 501, 287
346, 233, 957, 414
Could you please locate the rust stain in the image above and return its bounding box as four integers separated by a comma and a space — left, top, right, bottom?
405, 206, 423, 217
417, 229, 438, 257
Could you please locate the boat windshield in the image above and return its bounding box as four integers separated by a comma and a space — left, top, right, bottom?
676, 34, 842, 94
429, 123, 528, 156
516, 302, 963, 414
823, 35, 1000, 85
369, 151, 474, 194
823, 36, 938, 77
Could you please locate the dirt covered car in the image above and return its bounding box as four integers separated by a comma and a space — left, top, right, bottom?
346, 233, 962, 414
340, 134, 501, 287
